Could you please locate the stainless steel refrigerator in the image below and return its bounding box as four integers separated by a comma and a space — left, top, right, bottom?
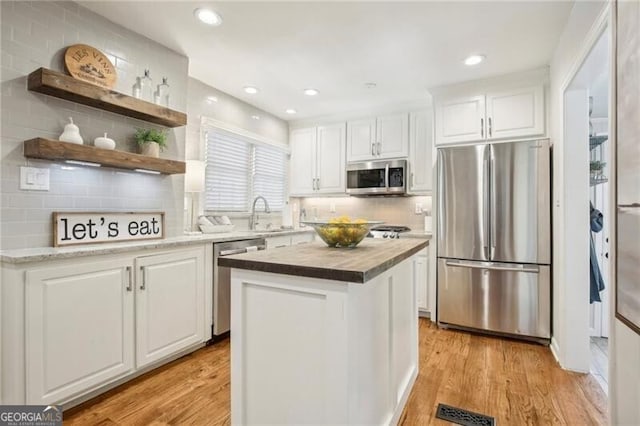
437, 139, 551, 341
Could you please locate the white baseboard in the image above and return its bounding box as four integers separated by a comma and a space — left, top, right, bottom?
550, 337, 561, 364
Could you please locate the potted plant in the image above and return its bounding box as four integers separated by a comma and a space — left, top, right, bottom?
590, 160, 606, 178
134, 128, 168, 158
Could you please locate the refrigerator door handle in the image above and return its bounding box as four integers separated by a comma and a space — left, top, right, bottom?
489, 148, 496, 259
483, 153, 490, 260
445, 259, 540, 274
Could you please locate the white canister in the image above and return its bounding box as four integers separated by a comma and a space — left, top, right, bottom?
94, 133, 116, 150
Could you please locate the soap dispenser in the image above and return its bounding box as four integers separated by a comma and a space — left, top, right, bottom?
58, 117, 83, 145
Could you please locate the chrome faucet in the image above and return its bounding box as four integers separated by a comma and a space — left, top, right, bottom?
249, 195, 271, 230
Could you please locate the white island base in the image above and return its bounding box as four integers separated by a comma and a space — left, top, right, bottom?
230, 256, 419, 425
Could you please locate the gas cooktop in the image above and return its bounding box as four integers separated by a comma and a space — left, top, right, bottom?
368, 225, 411, 239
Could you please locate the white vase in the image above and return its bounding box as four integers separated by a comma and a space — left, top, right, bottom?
140, 141, 160, 157
59, 117, 83, 144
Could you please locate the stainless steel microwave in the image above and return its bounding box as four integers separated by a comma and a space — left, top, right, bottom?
346, 159, 407, 195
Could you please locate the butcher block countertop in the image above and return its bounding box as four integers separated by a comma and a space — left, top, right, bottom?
218, 238, 429, 283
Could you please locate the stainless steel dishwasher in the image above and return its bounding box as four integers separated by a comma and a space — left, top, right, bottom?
212, 238, 266, 340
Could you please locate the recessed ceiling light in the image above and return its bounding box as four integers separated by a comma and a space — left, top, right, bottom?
244, 86, 258, 94
251, 115, 260, 120
206, 96, 218, 103
365, 82, 377, 89
303, 88, 319, 96
464, 55, 485, 66
194, 8, 222, 26
285, 109, 297, 114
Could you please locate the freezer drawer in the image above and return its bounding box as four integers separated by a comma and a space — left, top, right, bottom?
437, 259, 551, 339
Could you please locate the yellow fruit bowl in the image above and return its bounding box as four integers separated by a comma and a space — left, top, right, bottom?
302, 218, 384, 248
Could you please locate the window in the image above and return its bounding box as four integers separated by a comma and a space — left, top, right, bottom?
205, 127, 287, 212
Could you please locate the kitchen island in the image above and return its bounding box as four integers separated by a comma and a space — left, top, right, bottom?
219, 238, 428, 425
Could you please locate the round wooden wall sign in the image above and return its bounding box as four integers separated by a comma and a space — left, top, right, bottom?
64, 44, 117, 89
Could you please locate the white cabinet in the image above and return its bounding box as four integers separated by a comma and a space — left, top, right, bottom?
347, 114, 409, 162
135, 248, 205, 368
266, 232, 315, 249
25, 259, 134, 404
408, 110, 433, 194
12, 245, 209, 405
435, 96, 485, 145
414, 247, 429, 312
485, 86, 545, 140
290, 124, 346, 196
435, 85, 545, 146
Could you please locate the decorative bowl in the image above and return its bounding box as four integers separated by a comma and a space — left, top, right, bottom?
302, 219, 384, 248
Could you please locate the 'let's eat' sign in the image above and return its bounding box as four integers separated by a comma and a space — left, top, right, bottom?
53, 212, 165, 247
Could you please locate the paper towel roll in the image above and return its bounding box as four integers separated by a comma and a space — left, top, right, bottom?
424, 216, 433, 234
282, 201, 293, 228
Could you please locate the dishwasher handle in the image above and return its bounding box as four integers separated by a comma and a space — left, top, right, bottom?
219, 245, 266, 256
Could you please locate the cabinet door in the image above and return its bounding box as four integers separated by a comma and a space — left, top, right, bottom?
376, 113, 409, 159
346, 118, 376, 162
25, 259, 134, 404
316, 123, 346, 194
435, 95, 486, 145
408, 110, 433, 193
414, 250, 429, 311
290, 128, 317, 196
291, 232, 315, 245
485, 85, 544, 140
266, 235, 291, 249
135, 247, 205, 368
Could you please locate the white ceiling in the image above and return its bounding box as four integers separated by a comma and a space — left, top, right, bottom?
81, 1, 574, 121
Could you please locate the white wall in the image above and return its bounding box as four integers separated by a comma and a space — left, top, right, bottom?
611, 1, 640, 424
548, 0, 608, 370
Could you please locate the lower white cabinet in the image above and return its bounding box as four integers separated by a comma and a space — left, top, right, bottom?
25, 259, 135, 405
135, 248, 205, 368
6, 245, 209, 406
266, 232, 315, 249
414, 247, 429, 312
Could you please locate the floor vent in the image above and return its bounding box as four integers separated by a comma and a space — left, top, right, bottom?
435, 403, 495, 426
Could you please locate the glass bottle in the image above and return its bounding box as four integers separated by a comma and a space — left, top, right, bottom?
140, 69, 153, 102
132, 77, 141, 99
155, 77, 170, 107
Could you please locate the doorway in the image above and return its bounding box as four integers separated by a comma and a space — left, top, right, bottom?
564, 27, 611, 393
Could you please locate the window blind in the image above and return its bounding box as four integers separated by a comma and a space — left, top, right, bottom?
205, 127, 286, 212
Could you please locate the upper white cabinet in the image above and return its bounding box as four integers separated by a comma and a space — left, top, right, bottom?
135, 248, 205, 368
290, 123, 346, 196
347, 114, 409, 162
408, 110, 433, 194
485, 86, 545, 140
435, 85, 545, 146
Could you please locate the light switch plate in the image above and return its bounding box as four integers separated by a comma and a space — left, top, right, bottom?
329, 203, 336, 213
20, 166, 50, 191
415, 203, 423, 214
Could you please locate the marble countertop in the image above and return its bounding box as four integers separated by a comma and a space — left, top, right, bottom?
218, 238, 429, 283
0, 228, 315, 264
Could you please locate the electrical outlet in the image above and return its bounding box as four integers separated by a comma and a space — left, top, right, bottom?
330, 203, 336, 213
415, 203, 423, 214
20, 167, 50, 191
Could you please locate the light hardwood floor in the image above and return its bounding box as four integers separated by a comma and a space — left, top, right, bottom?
66, 319, 608, 425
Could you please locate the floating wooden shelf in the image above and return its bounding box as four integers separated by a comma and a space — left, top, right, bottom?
24, 138, 186, 175
590, 176, 608, 187
27, 68, 187, 128
589, 135, 608, 150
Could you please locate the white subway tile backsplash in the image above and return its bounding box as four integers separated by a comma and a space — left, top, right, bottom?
1, 0, 189, 250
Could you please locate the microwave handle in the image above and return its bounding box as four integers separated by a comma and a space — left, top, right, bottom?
385, 163, 390, 190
